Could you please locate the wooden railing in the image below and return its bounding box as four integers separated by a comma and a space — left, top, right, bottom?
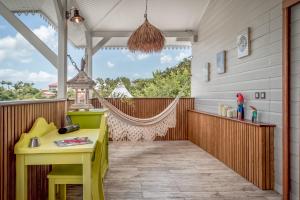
188, 110, 275, 190
68, 98, 195, 140
0, 100, 66, 200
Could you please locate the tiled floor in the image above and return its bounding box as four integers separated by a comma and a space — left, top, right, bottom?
68, 141, 281, 200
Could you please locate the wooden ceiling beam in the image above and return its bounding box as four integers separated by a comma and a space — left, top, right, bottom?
91, 30, 198, 41
92, 37, 111, 55
52, 0, 63, 21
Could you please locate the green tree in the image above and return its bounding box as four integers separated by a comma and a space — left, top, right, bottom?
0, 81, 43, 101
1, 80, 13, 89
13, 81, 41, 99
95, 57, 191, 98
95, 77, 133, 97
131, 58, 191, 97
0, 86, 17, 100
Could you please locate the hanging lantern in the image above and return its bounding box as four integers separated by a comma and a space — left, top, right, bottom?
127, 0, 165, 53
66, 7, 85, 24
67, 58, 95, 110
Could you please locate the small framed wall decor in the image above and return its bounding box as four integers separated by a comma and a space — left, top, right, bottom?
216, 51, 226, 74
202, 62, 210, 82
237, 28, 250, 58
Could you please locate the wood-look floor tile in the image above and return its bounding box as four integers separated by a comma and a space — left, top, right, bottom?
67, 141, 281, 200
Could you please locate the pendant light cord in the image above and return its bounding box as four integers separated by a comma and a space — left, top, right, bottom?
144, 0, 148, 19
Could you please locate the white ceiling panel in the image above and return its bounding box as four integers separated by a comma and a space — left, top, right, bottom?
0, 0, 209, 48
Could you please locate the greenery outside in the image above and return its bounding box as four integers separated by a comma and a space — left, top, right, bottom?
0, 57, 191, 101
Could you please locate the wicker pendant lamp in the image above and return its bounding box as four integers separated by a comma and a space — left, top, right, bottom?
127, 0, 165, 53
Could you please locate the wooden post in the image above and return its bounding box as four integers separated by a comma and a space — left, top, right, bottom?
282, 6, 290, 200
57, 0, 68, 99
282, 0, 300, 199
85, 31, 93, 78
85, 31, 93, 99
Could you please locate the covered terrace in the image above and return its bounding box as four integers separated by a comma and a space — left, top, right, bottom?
0, 0, 298, 200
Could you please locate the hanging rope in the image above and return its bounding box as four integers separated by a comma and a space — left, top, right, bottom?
144, 0, 148, 19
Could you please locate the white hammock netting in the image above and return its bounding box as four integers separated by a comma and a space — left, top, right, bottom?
92, 88, 179, 141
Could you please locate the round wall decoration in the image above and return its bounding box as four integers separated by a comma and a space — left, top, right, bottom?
237, 28, 250, 58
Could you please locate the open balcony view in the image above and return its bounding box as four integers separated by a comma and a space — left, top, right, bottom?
0, 0, 299, 200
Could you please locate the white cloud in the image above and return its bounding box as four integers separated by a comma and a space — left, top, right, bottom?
0, 50, 6, 61
160, 54, 173, 64
121, 50, 150, 61
0, 25, 57, 64
0, 68, 57, 83
33, 25, 57, 51
107, 61, 115, 68
137, 53, 149, 60
28, 71, 57, 82
175, 52, 190, 61
20, 58, 33, 64
127, 54, 135, 61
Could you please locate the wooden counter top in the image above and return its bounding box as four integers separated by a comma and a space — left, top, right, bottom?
188, 110, 276, 127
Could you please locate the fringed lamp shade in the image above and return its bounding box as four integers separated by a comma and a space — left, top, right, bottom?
127, 0, 165, 53
128, 19, 165, 53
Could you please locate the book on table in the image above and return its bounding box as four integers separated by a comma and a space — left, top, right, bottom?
54, 137, 92, 147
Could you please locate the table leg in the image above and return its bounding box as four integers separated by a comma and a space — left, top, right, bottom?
82, 153, 92, 200
16, 155, 27, 200
59, 184, 66, 200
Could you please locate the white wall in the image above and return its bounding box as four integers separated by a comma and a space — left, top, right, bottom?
290, 3, 300, 200
191, 0, 285, 195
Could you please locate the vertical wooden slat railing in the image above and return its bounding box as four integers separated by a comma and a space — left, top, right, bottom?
188, 110, 275, 190
0, 100, 66, 200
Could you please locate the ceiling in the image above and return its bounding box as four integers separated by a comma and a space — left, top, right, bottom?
0, 0, 210, 49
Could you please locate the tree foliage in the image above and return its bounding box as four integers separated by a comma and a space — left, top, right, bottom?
95, 58, 191, 98
95, 77, 133, 98
0, 57, 191, 101
0, 81, 43, 101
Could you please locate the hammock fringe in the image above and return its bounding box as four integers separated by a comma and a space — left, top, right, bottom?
92, 88, 179, 141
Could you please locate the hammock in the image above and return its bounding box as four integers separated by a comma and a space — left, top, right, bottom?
67, 55, 180, 141
93, 88, 179, 141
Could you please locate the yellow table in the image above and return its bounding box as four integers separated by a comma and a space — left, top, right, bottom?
14, 118, 101, 200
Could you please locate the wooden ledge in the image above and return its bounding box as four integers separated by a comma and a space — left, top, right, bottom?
0, 99, 66, 106
188, 110, 276, 127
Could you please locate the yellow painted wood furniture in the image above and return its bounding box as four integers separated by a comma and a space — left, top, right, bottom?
14, 117, 105, 200
47, 116, 108, 200
47, 140, 105, 200
67, 109, 107, 129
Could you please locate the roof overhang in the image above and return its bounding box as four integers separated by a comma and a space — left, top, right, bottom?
0, 0, 210, 49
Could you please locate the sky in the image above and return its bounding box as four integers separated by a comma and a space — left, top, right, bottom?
0, 14, 191, 89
